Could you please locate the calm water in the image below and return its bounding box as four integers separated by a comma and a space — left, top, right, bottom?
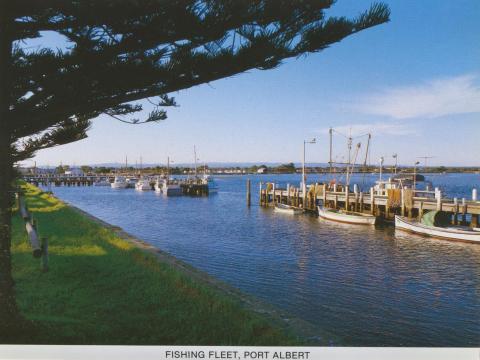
46, 173, 480, 346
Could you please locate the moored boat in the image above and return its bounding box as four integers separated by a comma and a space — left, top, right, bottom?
395, 215, 480, 243
202, 175, 218, 193
111, 176, 128, 189
161, 181, 182, 196
135, 178, 151, 191
317, 206, 377, 225
274, 204, 303, 215
125, 177, 137, 188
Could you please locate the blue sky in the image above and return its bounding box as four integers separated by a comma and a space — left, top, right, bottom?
26, 0, 480, 167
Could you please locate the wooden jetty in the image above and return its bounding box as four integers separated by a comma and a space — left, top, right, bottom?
259, 182, 480, 227
23, 174, 211, 196
23, 174, 101, 187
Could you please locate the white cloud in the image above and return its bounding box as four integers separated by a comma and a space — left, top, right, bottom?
353, 74, 480, 119
318, 122, 415, 137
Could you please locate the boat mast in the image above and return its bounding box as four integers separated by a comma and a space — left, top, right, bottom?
350, 143, 362, 184
329, 127, 333, 175
302, 138, 316, 205
194, 145, 198, 178
363, 134, 371, 170
345, 131, 352, 185
167, 156, 170, 182
379, 156, 384, 181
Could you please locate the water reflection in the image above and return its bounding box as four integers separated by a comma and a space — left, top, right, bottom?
45, 173, 480, 346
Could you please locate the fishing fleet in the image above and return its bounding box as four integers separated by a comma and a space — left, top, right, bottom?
271, 128, 480, 244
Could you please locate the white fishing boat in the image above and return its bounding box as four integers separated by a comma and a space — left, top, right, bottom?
202, 174, 218, 193
135, 178, 151, 191
395, 215, 480, 243
274, 204, 303, 215
125, 177, 137, 188
317, 206, 377, 225
154, 178, 164, 193
154, 177, 181, 195
111, 176, 128, 189
161, 181, 182, 196
374, 174, 433, 195
155, 156, 183, 196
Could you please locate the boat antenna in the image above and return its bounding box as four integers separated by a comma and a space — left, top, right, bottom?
194, 145, 198, 178
417, 155, 435, 172
167, 156, 169, 181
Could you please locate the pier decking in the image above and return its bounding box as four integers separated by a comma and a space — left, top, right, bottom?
260, 182, 480, 226
23, 175, 211, 196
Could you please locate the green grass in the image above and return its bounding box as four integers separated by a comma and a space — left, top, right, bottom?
11, 184, 299, 345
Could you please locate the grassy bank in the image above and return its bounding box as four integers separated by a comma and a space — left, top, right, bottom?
11, 184, 299, 345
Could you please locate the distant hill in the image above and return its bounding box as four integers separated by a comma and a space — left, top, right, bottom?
39, 162, 332, 168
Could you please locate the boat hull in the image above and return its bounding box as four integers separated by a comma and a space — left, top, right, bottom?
162, 185, 182, 196
94, 181, 110, 186
135, 181, 151, 191
111, 182, 128, 189
317, 206, 376, 225
274, 205, 303, 215
395, 216, 480, 243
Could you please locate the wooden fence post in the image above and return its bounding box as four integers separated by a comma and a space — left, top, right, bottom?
41, 237, 49, 272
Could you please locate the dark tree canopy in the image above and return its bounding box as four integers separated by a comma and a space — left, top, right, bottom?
5, 0, 389, 160
0, 0, 390, 338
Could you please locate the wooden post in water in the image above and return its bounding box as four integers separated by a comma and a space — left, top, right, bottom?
359, 192, 364, 213
370, 187, 375, 215
322, 184, 327, 206
461, 198, 467, 225
401, 188, 405, 216
272, 183, 276, 206
287, 184, 290, 205
418, 201, 424, 221
471, 190, 478, 227
246, 179, 251, 207
436, 189, 442, 211
453, 197, 458, 225
345, 185, 349, 211
258, 183, 262, 206
472, 214, 479, 228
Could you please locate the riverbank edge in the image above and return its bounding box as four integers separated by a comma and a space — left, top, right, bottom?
53, 197, 333, 345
